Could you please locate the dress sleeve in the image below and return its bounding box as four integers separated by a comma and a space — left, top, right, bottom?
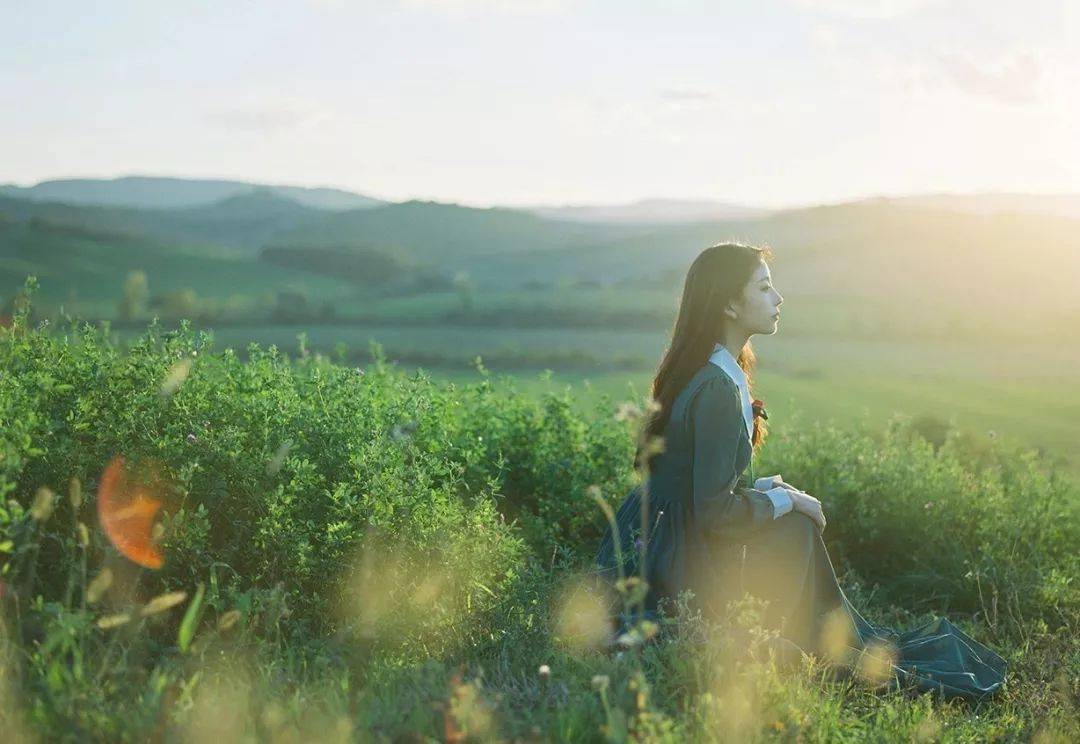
764, 486, 794, 517
689, 376, 782, 539
754, 474, 795, 517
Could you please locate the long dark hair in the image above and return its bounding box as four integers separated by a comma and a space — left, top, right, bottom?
634, 242, 773, 472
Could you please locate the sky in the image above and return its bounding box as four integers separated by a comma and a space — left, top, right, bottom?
2, 0, 1078, 209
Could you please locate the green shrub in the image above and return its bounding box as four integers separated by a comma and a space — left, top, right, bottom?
756, 415, 1080, 640
1, 317, 524, 663
1, 295, 1077, 741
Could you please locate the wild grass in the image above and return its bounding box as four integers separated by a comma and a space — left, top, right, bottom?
1, 293, 1077, 741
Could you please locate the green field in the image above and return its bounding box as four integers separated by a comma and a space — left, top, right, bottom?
3, 318, 1077, 741
435, 365, 1080, 467
4, 185, 1080, 739
115, 321, 1080, 475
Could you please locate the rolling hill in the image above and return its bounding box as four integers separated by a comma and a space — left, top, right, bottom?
0, 212, 358, 316
0, 176, 385, 211
2, 186, 1078, 340
529, 197, 769, 224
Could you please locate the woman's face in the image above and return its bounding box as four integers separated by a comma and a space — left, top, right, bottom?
729, 259, 783, 335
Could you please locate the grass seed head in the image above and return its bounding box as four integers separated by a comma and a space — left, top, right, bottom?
68, 477, 82, 508
30, 487, 56, 522
141, 590, 188, 617
86, 568, 114, 604
160, 357, 192, 396
96, 613, 131, 630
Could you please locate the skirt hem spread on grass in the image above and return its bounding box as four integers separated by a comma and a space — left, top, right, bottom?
593, 483, 1007, 703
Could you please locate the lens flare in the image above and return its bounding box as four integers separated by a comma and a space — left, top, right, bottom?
335, 535, 464, 649
97, 456, 166, 569
820, 606, 859, 665
183, 666, 254, 742
553, 576, 615, 653
705, 679, 763, 741
445, 671, 496, 742
855, 638, 899, 687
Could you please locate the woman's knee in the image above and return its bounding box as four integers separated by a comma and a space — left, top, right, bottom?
771, 511, 817, 544
778, 510, 816, 531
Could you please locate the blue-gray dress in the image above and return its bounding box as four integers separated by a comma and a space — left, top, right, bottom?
593, 362, 1006, 702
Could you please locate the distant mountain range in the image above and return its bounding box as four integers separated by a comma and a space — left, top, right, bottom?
1, 177, 767, 222
882, 193, 1080, 220
2, 175, 1078, 341
0, 176, 386, 211
6, 175, 1079, 223
529, 198, 770, 223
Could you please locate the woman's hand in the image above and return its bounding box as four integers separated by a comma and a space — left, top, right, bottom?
754, 474, 826, 531
788, 489, 826, 532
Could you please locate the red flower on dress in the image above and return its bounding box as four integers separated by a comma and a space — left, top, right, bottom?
751, 398, 768, 421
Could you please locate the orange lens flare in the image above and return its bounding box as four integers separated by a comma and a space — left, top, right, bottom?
97, 456, 165, 569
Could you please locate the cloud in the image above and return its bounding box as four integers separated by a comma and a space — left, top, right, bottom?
394, 0, 567, 13
204, 99, 334, 132
305, 0, 568, 15
792, 0, 947, 19
656, 88, 716, 102
933, 50, 1044, 104
809, 22, 841, 51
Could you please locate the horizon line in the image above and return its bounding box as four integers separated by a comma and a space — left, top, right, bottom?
4, 171, 1079, 213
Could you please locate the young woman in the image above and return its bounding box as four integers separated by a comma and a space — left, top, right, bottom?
593, 242, 1006, 701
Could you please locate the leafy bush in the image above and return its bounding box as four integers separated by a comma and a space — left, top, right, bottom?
1, 292, 1077, 741
1, 314, 524, 662
756, 414, 1080, 640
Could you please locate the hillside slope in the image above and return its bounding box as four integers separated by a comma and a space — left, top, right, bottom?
0, 175, 384, 211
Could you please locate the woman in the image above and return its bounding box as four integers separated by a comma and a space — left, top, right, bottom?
593, 242, 1006, 701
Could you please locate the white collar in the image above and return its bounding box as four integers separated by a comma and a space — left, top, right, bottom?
707, 343, 754, 439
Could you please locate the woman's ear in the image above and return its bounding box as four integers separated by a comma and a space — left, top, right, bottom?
724, 303, 739, 320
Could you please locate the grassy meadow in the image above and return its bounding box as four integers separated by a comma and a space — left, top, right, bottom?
2, 301, 1078, 742
112, 320, 1080, 477
2, 183, 1080, 740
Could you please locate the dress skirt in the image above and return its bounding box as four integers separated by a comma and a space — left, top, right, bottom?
593, 484, 1007, 703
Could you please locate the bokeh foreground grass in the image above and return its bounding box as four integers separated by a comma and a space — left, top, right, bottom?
1, 304, 1077, 741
